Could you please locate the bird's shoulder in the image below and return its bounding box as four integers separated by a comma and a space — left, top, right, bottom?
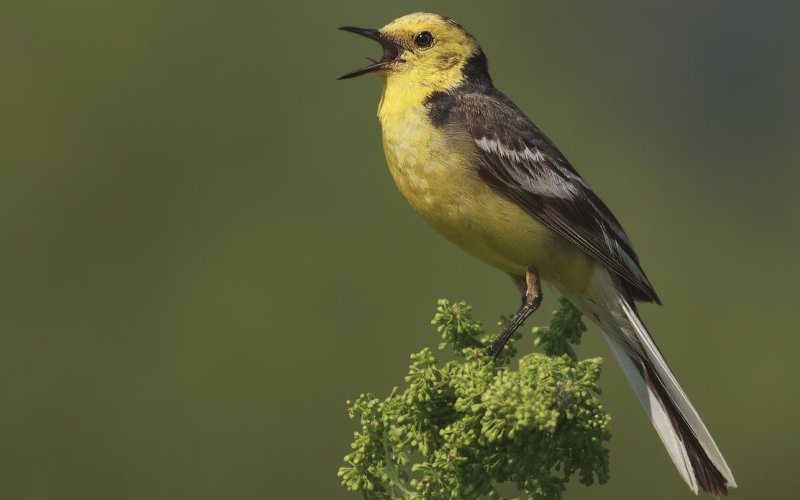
424, 85, 572, 174
426, 84, 539, 139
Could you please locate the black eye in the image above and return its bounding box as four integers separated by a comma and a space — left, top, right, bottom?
414, 31, 433, 48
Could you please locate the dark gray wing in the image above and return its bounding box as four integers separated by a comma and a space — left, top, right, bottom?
427, 87, 660, 303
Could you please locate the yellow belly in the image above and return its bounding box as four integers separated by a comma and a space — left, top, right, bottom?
379, 106, 594, 293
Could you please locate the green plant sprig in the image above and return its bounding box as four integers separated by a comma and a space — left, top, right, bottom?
338, 298, 610, 499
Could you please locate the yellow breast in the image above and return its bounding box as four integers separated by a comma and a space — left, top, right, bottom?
376, 85, 594, 293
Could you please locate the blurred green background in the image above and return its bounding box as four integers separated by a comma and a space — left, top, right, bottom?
2, 1, 798, 498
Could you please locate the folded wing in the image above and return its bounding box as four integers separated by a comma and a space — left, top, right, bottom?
426, 87, 660, 303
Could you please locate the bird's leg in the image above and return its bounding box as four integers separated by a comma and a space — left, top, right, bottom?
486, 267, 542, 357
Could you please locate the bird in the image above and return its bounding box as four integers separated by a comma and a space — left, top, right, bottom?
338, 12, 735, 497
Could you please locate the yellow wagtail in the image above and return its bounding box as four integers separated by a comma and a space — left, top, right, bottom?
339, 12, 735, 496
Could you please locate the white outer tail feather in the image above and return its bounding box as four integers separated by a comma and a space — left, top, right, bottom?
617, 299, 736, 488
603, 332, 700, 493
561, 267, 736, 495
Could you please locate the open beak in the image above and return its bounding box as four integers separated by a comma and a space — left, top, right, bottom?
337, 26, 405, 80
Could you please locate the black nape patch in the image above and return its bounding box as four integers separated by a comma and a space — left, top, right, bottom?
424, 91, 455, 127
462, 49, 492, 85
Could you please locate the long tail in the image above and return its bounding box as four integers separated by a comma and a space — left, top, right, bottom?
563, 269, 736, 496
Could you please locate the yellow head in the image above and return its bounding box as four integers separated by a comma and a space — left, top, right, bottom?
339, 13, 488, 93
